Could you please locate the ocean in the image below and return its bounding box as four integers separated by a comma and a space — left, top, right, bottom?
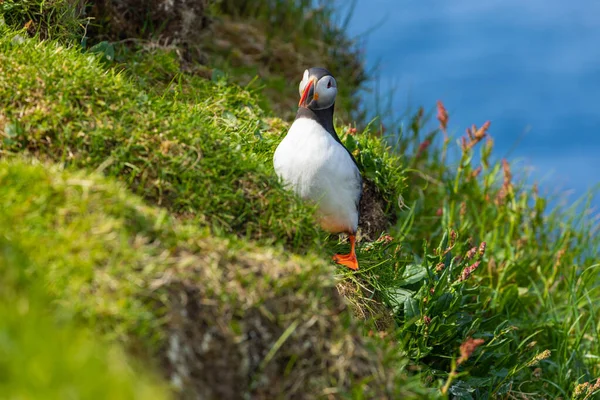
343, 0, 600, 212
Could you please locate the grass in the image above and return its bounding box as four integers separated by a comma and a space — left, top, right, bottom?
0, 29, 324, 252
0, 27, 431, 398
1, 1, 600, 399
201, 0, 368, 122
0, 0, 86, 42
0, 294, 168, 400
0, 176, 169, 399
0, 157, 432, 399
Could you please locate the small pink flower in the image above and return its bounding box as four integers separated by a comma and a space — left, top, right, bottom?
377, 234, 394, 244
458, 337, 485, 365
478, 242, 487, 257
465, 247, 477, 260
459, 261, 481, 282
416, 139, 431, 158
437, 100, 449, 135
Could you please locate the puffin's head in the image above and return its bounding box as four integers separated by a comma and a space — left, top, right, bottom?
298, 67, 337, 110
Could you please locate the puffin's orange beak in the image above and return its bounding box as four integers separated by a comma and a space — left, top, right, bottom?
299, 79, 314, 107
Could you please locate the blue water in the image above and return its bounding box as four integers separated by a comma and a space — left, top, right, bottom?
342, 0, 600, 211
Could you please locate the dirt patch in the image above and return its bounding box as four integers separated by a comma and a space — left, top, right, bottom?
197, 16, 363, 122
154, 241, 403, 399
336, 279, 395, 332
87, 0, 210, 58
162, 283, 247, 399
358, 178, 397, 241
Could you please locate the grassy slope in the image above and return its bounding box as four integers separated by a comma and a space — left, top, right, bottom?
1, 6, 600, 399
0, 30, 431, 399
0, 159, 429, 398
0, 35, 322, 250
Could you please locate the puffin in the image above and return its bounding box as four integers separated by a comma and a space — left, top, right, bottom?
273, 67, 362, 270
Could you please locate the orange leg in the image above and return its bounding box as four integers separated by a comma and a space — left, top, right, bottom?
332, 234, 359, 270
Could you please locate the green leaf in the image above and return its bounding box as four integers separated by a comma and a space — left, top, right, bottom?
5, 122, 22, 137
431, 292, 454, 314
404, 297, 420, 320
385, 287, 414, 312
449, 381, 475, 399
89, 41, 114, 62
344, 134, 358, 152
211, 68, 226, 82
400, 263, 427, 285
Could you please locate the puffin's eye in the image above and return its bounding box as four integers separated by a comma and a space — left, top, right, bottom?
327, 80, 332, 89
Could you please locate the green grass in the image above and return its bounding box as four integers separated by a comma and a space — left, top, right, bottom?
0, 296, 168, 400
200, 0, 367, 122
1, 2, 600, 398
0, 29, 325, 252
0, 158, 432, 399
0, 25, 430, 398
356, 114, 600, 398
0, 183, 169, 399
0, 0, 85, 42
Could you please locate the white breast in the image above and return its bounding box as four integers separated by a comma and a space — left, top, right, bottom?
273, 118, 362, 234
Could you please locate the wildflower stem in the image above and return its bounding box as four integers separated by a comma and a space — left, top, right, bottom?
441, 360, 457, 396
448, 152, 468, 227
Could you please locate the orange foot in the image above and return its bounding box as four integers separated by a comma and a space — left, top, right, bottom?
333, 252, 359, 270
332, 233, 359, 270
